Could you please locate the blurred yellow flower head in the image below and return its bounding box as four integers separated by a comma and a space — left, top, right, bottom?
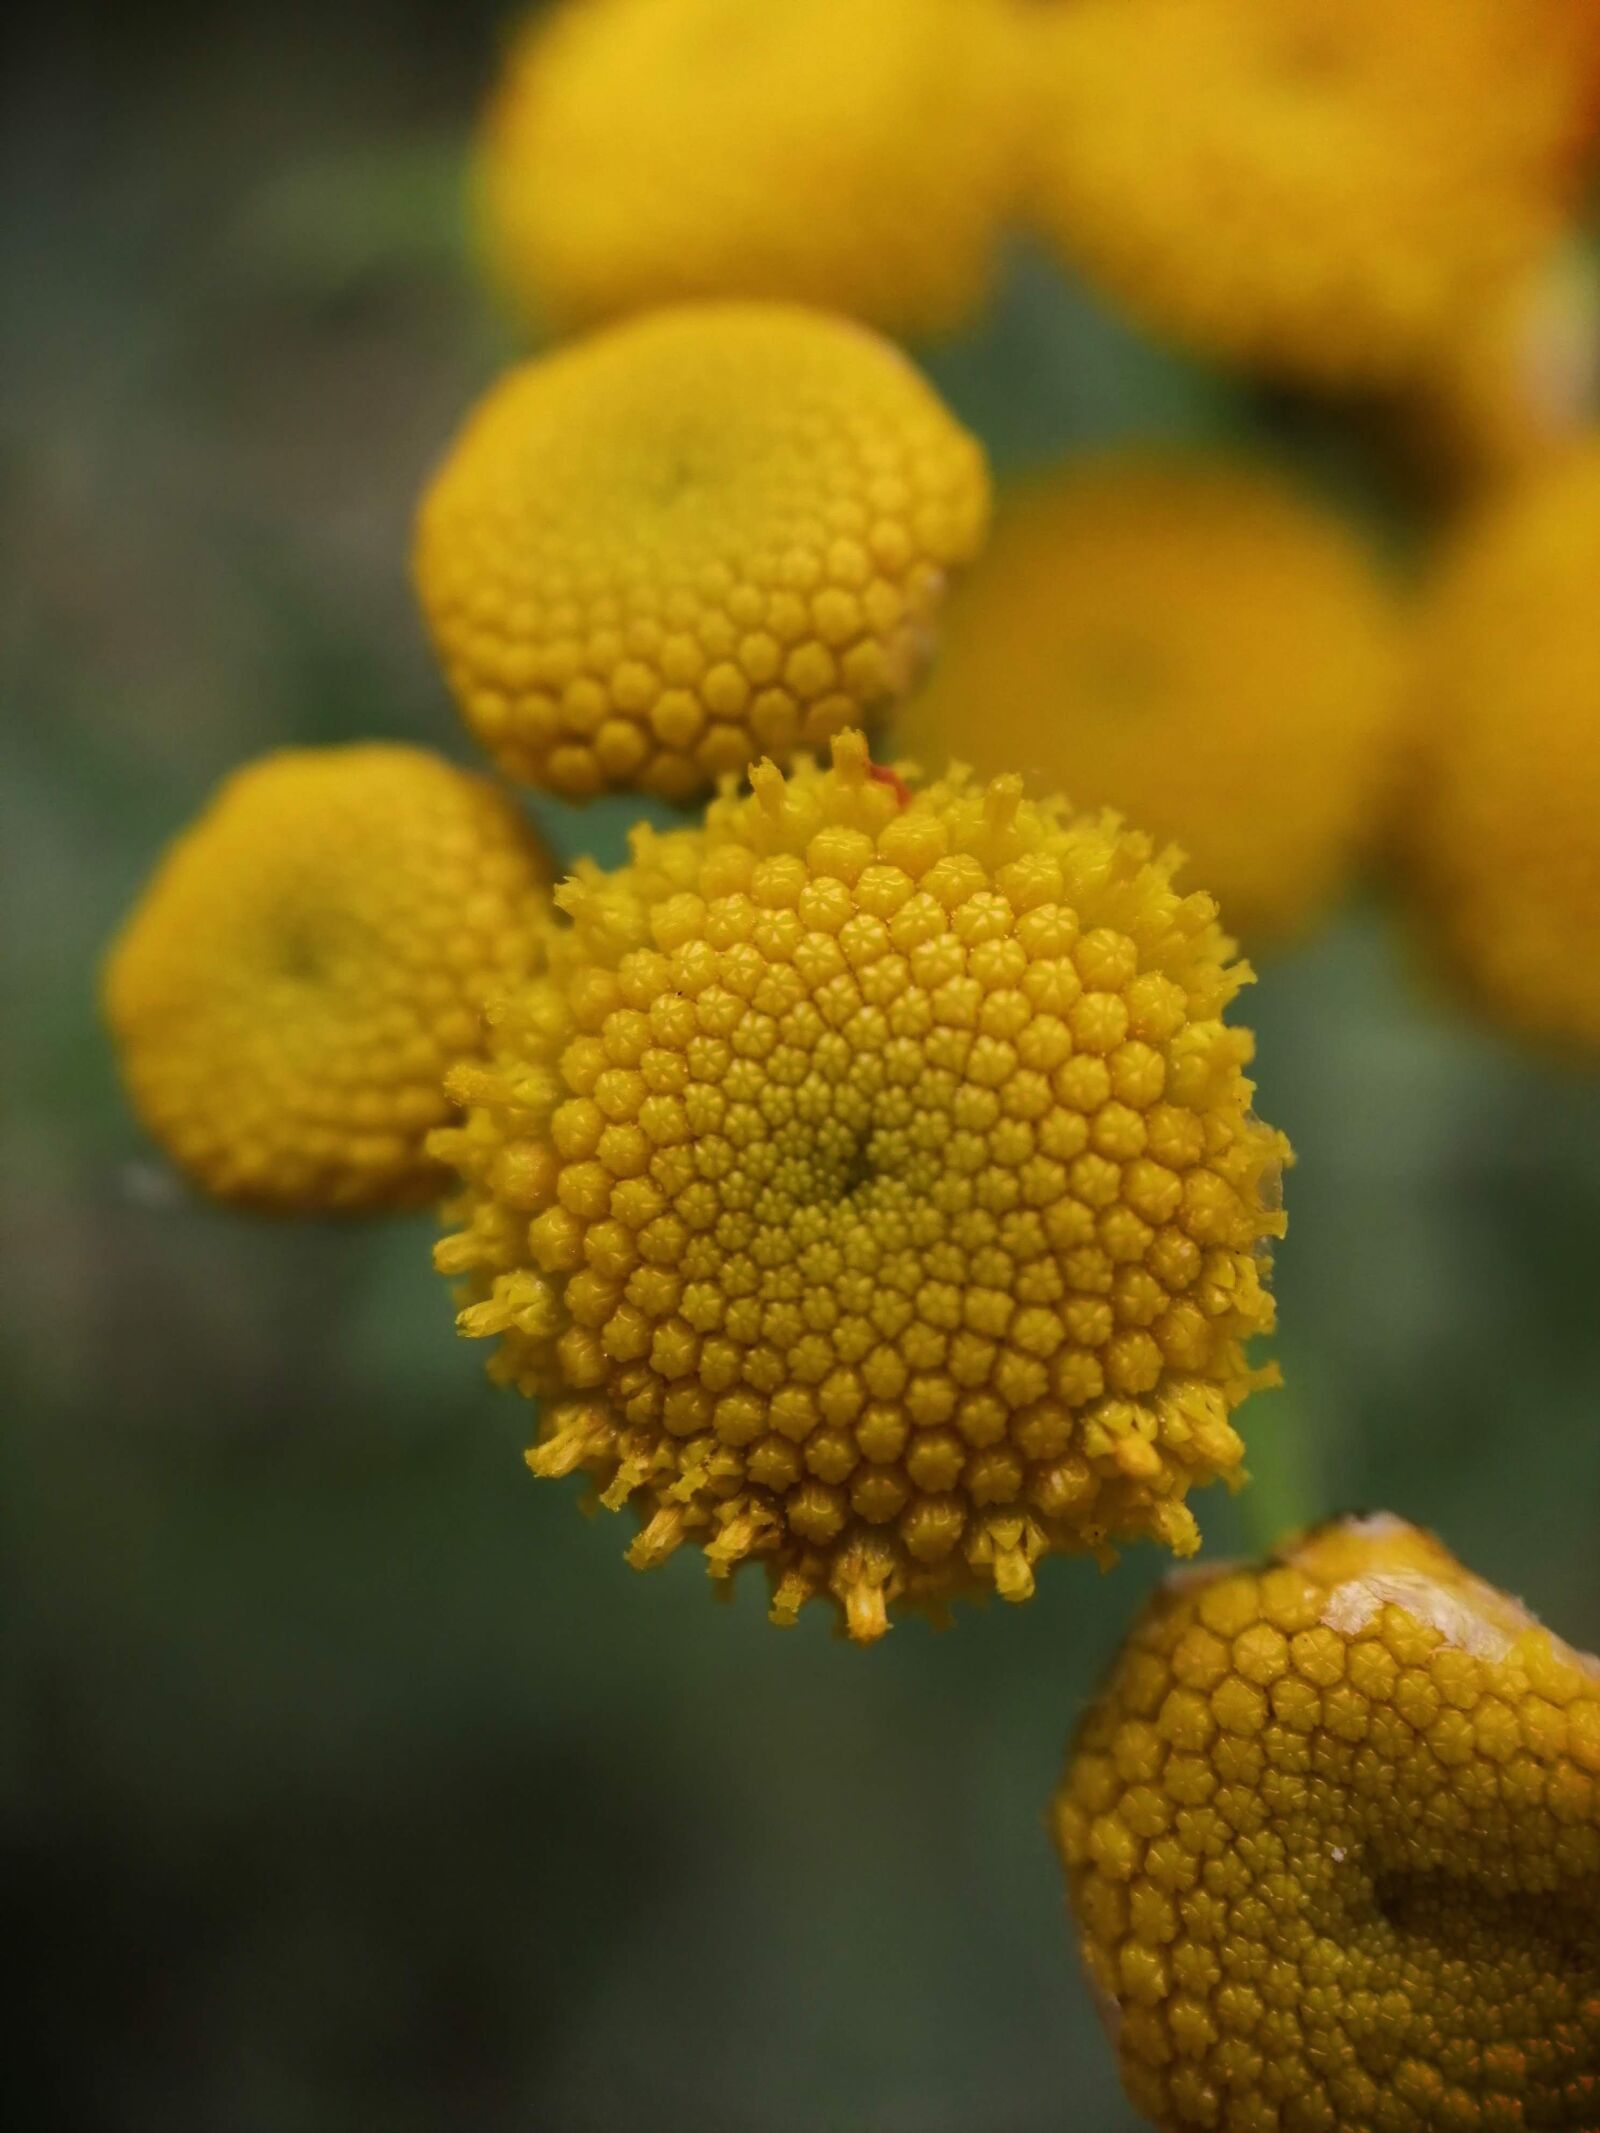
1410, 242, 1600, 489
895, 457, 1403, 945
1055, 1513, 1600, 2132
432, 731, 1288, 1642
414, 303, 991, 803
475, 0, 1022, 339
1409, 437, 1600, 1052
104, 745, 552, 1212
1024, 0, 1593, 390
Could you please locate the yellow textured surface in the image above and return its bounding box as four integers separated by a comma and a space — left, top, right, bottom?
432, 731, 1288, 1642
894, 459, 1403, 946
1409, 440, 1600, 1053
1054, 1514, 1600, 2133
1024, 0, 1593, 390
414, 303, 991, 803
475, 0, 1022, 339
104, 745, 553, 1212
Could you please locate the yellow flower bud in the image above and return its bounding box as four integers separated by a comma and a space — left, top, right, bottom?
1409, 437, 1600, 1052
894, 457, 1404, 945
1024, 0, 1593, 390
475, 0, 1022, 340
1055, 1513, 1600, 2130
104, 745, 552, 1213
414, 303, 990, 803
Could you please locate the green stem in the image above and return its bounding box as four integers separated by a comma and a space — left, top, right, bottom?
1242, 1390, 1325, 1555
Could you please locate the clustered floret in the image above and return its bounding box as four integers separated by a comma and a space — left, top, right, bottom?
431, 732, 1288, 1641
414, 303, 990, 804
103, 745, 553, 1212
1055, 1514, 1600, 2132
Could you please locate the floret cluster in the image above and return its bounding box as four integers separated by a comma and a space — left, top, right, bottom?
433, 733, 1288, 1639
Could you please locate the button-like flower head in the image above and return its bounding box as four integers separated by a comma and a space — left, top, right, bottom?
475, 0, 1022, 340
104, 745, 553, 1212
414, 304, 990, 804
432, 732, 1288, 1641
1409, 437, 1600, 1052
895, 457, 1403, 945
1055, 1513, 1600, 2130
1025, 0, 1594, 390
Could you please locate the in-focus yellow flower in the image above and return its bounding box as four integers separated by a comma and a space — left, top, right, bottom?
104, 745, 553, 1213
475, 0, 1022, 341
1054, 1513, 1600, 2133
1024, 0, 1594, 390
1408, 439, 1600, 1053
432, 731, 1288, 1642
414, 303, 991, 804
894, 458, 1403, 945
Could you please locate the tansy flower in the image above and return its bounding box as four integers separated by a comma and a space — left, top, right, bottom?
474, 0, 1022, 341
893, 458, 1403, 946
1405, 244, 1600, 492
1407, 439, 1600, 1053
431, 731, 1288, 1643
1053, 1513, 1600, 2133
414, 303, 990, 804
1023, 0, 1594, 391
104, 745, 553, 1213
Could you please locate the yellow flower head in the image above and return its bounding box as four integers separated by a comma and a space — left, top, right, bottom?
1054, 1513, 1600, 2132
431, 731, 1288, 1643
1408, 438, 1600, 1052
894, 458, 1403, 945
104, 745, 553, 1213
1408, 243, 1600, 491
474, 0, 1023, 340
1024, 0, 1593, 389
414, 303, 991, 804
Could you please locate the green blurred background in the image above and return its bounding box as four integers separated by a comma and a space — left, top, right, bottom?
6, 7, 1600, 2129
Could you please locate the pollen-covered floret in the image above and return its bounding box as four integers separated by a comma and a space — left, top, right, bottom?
431, 731, 1288, 1642
1407, 439, 1600, 1052
1054, 1514, 1600, 2133
894, 458, 1403, 945
104, 745, 553, 1212
474, 0, 1022, 341
414, 304, 990, 804
1024, 0, 1594, 390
